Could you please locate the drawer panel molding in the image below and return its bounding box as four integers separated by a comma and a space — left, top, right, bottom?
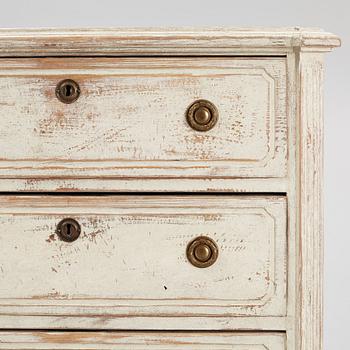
0, 195, 286, 319
0, 57, 287, 179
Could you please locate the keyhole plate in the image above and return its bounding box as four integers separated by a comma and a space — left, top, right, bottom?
56, 218, 81, 242
55, 79, 80, 104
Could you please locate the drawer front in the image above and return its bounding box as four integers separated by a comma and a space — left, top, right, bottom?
0, 332, 286, 349
0, 57, 287, 179
0, 195, 286, 318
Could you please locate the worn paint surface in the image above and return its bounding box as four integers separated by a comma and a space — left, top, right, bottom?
0, 28, 340, 349
0, 195, 286, 317
0, 27, 340, 56
296, 52, 326, 350
0, 57, 287, 178
0, 331, 286, 349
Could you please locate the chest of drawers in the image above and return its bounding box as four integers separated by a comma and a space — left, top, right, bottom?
0, 27, 340, 350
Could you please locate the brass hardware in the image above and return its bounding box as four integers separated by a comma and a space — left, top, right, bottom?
186, 236, 218, 268
186, 99, 218, 131
56, 218, 81, 242
56, 79, 80, 104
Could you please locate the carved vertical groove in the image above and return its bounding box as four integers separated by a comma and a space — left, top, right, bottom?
297, 52, 324, 350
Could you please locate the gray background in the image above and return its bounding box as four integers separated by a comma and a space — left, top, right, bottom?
0, 0, 348, 348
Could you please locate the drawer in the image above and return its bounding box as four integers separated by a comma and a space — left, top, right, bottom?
0, 195, 286, 320
0, 57, 287, 179
0, 332, 286, 349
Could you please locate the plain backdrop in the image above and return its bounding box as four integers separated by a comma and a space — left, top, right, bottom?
0, 1, 348, 348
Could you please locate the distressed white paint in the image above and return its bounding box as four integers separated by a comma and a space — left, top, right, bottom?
0, 178, 288, 193
0, 28, 340, 350
0, 27, 340, 56
296, 52, 326, 350
0, 195, 286, 317
0, 57, 286, 179
0, 315, 287, 330
0, 332, 285, 349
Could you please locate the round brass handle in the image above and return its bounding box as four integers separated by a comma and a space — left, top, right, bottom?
186, 100, 218, 131
56, 79, 80, 104
56, 218, 81, 242
186, 236, 218, 268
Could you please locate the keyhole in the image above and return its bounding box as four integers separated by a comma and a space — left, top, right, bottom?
65, 223, 72, 236
57, 218, 81, 242
56, 79, 80, 104
64, 84, 73, 97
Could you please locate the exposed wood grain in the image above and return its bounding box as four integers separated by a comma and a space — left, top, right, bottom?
0, 27, 340, 56
0, 331, 285, 349
0, 57, 287, 179
0, 195, 286, 319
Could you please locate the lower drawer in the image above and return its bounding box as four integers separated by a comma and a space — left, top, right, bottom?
0, 332, 286, 349
0, 195, 286, 321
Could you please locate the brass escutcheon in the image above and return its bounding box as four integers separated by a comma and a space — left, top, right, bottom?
56, 79, 80, 104
56, 218, 81, 242
186, 99, 218, 131
186, 236, 219, 268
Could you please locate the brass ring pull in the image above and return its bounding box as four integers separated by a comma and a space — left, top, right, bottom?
186, 99, 218, 131
56, 218, 81, 242
186, 236, 218, 268
56, 79, 80, 104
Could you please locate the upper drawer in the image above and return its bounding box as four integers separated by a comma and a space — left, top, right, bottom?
0, 195, 286, 321
0, 57, 287, 179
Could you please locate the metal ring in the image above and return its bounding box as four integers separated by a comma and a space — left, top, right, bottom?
186, 99, 218, 131
186, 236, 219, 268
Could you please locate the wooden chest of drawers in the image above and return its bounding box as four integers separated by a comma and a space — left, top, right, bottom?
0, 27, 340, 350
